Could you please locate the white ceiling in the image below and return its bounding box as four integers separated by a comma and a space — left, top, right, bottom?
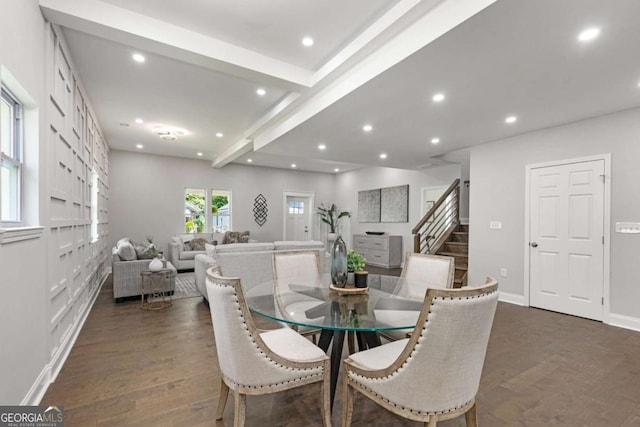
40, 0, 640, 174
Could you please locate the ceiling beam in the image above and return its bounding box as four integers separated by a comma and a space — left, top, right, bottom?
251, 0, 498, 151
39, 0, 312, 91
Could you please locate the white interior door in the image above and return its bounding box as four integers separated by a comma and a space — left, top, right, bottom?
529, 159, 604, 320
285, 195, 311, 241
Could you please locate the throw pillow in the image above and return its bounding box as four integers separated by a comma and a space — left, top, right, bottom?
117, 237, 130, 247
117, 241, 137, 261
181, 234, 195, 250
223, 231, 241, 244
189, 237, 209, 251
205, 243, 217, 257
240, 230, 250, 243
134, 242, 158, 259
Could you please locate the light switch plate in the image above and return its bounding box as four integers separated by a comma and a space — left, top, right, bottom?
490, 221, 502, 230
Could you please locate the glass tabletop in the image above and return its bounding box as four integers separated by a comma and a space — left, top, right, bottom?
245, 273, 428, 332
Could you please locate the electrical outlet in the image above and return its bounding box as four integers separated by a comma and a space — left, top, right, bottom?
616, 222, 640, 233
490, 221, 502, 230
500, 268, 508, 277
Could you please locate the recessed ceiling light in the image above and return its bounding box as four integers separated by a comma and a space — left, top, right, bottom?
578, 27, 601, 42
334, 168, 340, 172
431, 137, 440, 144
302, 37, 314, 47
136, 144, 143, 149
379, 153, 387, 159
637, 80, 640, 88
216, 132, 223, 138
256, 88, 266, 96
197, 152, 203, 157
247, 158, 253, 163
318, 144, 326, 150
132, 53, 145, 63
135, 118, 143, 124
291, 163, 297, 168
363, 124, 373, 132
432, 93, 445, 102
505, 115, 518, 124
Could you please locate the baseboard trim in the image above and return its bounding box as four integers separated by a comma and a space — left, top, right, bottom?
498, 291, 526, 306
607, 313, 640, 333
22, 268, 109, 405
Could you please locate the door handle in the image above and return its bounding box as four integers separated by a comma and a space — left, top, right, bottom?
530, 242, 538, 248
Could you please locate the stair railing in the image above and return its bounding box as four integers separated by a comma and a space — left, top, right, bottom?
412, 179, 460, 254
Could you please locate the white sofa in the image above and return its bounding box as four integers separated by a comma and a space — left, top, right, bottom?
194, 241, 328, 300
168, 233, 224, 271
168, 232, 258, 271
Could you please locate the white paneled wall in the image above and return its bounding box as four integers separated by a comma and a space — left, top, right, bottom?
44, 24, 110, 379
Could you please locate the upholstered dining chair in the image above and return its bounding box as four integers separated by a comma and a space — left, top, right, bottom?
376, 252, 455, 341
206, 267, 332, 427
343, 278, 499, 427
272, 250, 324, 342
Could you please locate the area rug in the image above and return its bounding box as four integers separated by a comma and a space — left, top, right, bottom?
173, 272, 201, 300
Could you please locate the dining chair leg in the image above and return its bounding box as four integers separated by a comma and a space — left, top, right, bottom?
464, 402, 478, 427
233, 390, 246, 427
427, 417, 437, 427
321, 367, 332, 427
342, 375, 354, 427
216, 378, 229, 420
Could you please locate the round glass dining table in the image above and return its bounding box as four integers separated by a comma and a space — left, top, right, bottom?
245, 273, 427, 410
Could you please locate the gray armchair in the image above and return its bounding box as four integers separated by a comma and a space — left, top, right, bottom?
112, 248, 176, 302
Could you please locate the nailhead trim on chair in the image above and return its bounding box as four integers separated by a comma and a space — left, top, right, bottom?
348, 290, 497, 415
213, 282, 325, 384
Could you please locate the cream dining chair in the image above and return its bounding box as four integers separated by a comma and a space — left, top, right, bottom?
376, 252, 455, 341
206, 267, 332, 427
272, 250, 324, 342
343, 278, 498, 427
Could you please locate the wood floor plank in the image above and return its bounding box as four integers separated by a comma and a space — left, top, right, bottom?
42, 275, 640, 426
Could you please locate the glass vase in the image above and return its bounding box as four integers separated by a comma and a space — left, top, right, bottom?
331, 235, 348, 287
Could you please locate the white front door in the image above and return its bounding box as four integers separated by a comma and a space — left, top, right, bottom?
285, 196, 311, 241
529, 159, 605, 320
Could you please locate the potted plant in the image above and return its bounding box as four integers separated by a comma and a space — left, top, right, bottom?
347, 249, 369, 288
316, 203, 350, 241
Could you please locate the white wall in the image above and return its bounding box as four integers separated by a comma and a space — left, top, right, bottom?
334, 165, 461, 259
439, 148, 470, 220
0, 1, 110, 404
0, 0, 48, 405
469, 108, 640, 321
108, 150, 337, 251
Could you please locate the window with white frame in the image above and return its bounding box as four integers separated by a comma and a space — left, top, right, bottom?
1, 86, 22, 224
210, 189, 231, 233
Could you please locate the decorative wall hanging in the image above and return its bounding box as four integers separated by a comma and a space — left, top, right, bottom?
253, 194, 268, 226
381, 184, 409, 223
358, 184, 409, 223
358, 189, 381, 222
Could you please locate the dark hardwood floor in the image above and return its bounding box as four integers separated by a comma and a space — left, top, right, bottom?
42, 275, 640, 426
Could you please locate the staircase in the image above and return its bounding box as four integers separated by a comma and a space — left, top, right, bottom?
434, 224, 468, 287
412, 179, 468, 287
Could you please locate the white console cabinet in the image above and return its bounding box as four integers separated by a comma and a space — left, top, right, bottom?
352, 234, 402, 268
